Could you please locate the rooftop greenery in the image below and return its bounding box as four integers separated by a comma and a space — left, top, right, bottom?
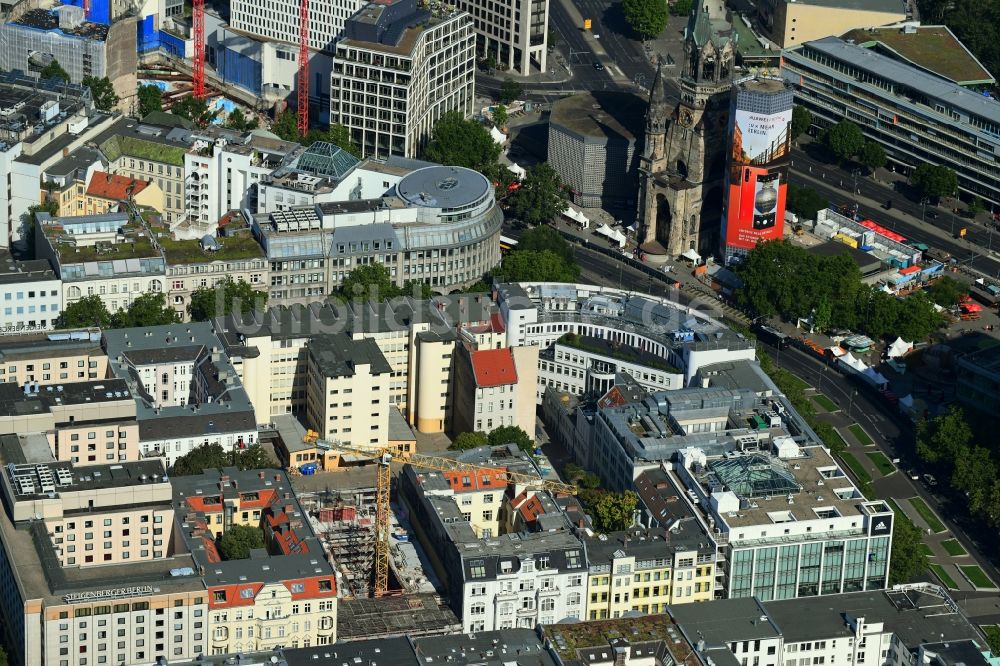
158, 234, 264, 265
557, 332, 682, 374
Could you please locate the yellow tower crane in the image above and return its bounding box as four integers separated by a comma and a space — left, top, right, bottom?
302, 430, 576, 597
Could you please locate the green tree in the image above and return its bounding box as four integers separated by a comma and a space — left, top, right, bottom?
499, 78, 523, 104
325, 122, 361, 157
487, 425, 533, 453
622, 0, 668, 39
271, 109, 300, 142
507, 163, 569, 226
493, 249, 580, 282
517, 224, 576, 265
926, 275, 966, 307
58, 295, 114, 329
790, 105, 812, 140
172, 96, 217, 127
888, 509, 928, 585
137, 84, 163, 117
916, 405, 972, 466
822, 120, 866, 161
968, 195, 985, 217
39, 59, 69, 82
669, 0, 692, 15
493, 104, 508, 129
218, 524, 266, 560
450, 431, 490, 450
82, 76, 119, 111
785, 183, 827, 220
585, 491, 638, 532
423, 111, 501, 175
238, 443, 274, 469
189, 277, 267, 321
912, 163, 958, 201
113, 292, 180, 328
858, 141, 886, 172
171, 443, 230, 475
225, 107, 259, 131
335, 263, 398, 301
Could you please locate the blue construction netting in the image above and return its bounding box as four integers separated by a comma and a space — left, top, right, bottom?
218, 45, 262, 95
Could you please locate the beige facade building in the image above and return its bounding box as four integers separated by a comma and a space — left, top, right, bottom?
452, 341, 537, 437
49, 170, 165, 218
305, 333, 393, 449
758, 0, 905, 47
0, 330, 107, 386
0, 378, 140, 466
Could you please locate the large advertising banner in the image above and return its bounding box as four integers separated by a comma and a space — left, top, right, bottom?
724, 107, 793, 251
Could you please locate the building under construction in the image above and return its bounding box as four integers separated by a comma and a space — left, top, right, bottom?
0, 1, 137, 111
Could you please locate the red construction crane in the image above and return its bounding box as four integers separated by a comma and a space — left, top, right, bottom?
83, 0, 90, 19
192, 0, 206, 99
297, 0, 309, 137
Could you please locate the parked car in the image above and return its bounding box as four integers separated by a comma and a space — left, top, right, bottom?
593, 61, 604, 71
923, 473, 938, 486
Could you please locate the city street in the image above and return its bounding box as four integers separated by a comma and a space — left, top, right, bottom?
789, 149, 1000, 278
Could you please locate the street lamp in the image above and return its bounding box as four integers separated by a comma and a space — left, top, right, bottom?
851, 168, 862, 195
848, 389, 858, 417
920, 197, 928, 224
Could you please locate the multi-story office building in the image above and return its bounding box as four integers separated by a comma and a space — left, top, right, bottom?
305, 332, 393, 449
229, 0, 362, 53
331, 0, 476, 159
256, 161, 502, 302
0, 251, 62, 331
0, 378, 140, 465
0, 328, 107, 386
783, 36, 1000, 206
0, 5, 138, 111
495, 282, 755, 397
452, 343, 538, 436
35, 211, 168, 313
171, 467, 338, 652
401, 444, 588, 631
103, 322, 258, 467
454, 0, 548, 75
583, 525, 716, 620
0, 455, 209, 666
756, 0, 904, 47
956, 344, 1000, 417
674, 444, 894, 600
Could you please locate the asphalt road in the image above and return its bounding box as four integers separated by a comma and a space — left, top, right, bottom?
757, 339, 1000, 604
790, 150, 1000, 277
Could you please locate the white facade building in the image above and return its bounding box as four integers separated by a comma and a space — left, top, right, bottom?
331, 0, 475, 159
0, 254, 62, 331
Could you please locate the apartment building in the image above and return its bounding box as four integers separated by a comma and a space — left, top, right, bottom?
782, 36, 1000, 206
305, 332, 392, 449
672, 597, 785, 666
95, 119, 190, 223
331, 0, 475, 159
171, 467, 337, 652
184, 128, 297, 227
452, 343, 537, 436
401, 444, 587, 631
35, 211, 167, 313
0, 453, 209, 666
0, 251, 61, 331
0, 328, 107, 386
583, 526, 715, 620
0, 378, 139, 466
81, 171, 164, 216
103, 323, 258, 467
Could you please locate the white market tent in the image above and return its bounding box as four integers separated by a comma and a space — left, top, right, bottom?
562, 206, 590, 229
887, 337, 913, 359
506, 162, 527, 179
681, 248, 701, 263
490, 126, 506, 145
596, 223, 626, 248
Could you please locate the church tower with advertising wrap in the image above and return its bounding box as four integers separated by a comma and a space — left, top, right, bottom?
637, 0, 735, 262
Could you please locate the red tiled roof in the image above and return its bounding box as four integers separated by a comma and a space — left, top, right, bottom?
470, 348, 517, 387
490, 311, 506, 333
86, 171, 150, 201
518, 495, 546, 523
442, 468, 509, 493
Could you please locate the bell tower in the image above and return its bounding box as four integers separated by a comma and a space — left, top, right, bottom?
637, 0, 736, 260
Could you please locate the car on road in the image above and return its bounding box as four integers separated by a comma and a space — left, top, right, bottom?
923, 473, 938, 486
927, 210, 939, 219
883, 199, 892, 210
592, 61, 604, 71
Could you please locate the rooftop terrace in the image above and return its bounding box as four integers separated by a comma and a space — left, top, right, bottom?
157, 233, 265, 265
542, 615, 699, 666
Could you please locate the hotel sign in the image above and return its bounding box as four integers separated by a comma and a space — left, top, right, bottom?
63, 585, 153, 604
